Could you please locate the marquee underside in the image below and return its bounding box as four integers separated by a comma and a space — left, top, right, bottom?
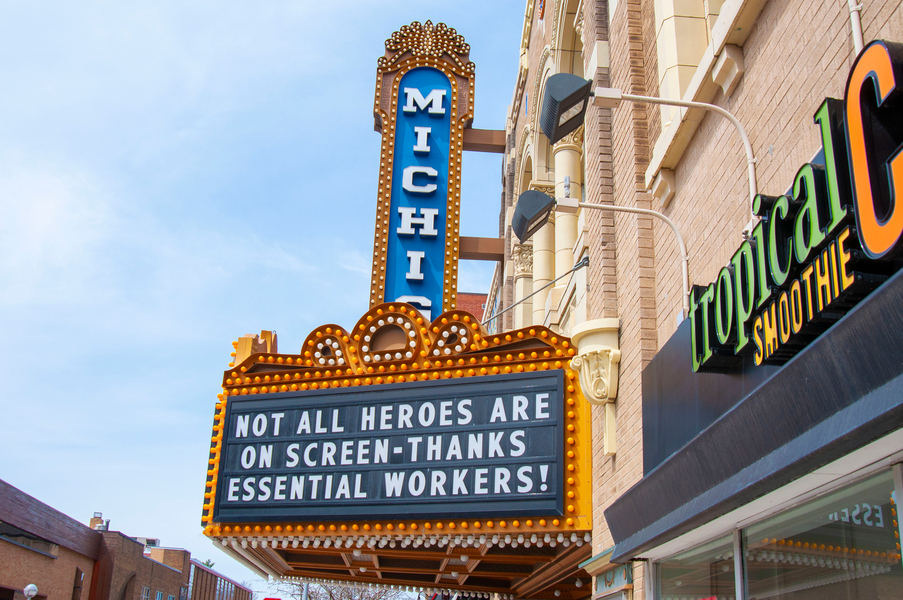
217, 537, 592, 599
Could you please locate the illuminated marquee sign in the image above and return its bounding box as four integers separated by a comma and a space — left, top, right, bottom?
213, 371, 564, 522
691, 40, 903, 372
200, 303, 592, 537
199, 23, 593, 593
368, 21, 475, 320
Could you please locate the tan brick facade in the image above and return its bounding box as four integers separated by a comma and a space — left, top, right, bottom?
486, 1, 903, 598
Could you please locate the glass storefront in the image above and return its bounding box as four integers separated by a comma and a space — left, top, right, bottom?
657, 470, 903, 600
659, 534, 736, 600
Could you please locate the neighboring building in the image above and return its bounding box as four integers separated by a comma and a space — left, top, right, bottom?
455, 292, 488, 322
0, 480, 252, 600
182, 560, 251, 600
0, 481, 98, 600
487, 1, 903, 600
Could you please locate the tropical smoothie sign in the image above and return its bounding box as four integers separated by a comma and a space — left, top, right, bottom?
368, 21, 475, 321
691, 41, 903, 372
214, 372, 564, 522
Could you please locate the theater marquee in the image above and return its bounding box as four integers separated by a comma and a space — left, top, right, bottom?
368, 21, 475, 319
200, 21, 593, 599
202, 304, 591, 532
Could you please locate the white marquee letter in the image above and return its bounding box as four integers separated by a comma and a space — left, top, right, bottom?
397, 207, 439, 236
395, 295, 432, 321
406, 250, 425, 280
403, 88, 446, 115
402, 166, 438, 194
413, 126, 432, 153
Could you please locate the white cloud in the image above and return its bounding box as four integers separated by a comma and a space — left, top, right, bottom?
339, 249, 372, 275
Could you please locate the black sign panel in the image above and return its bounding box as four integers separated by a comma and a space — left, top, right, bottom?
213, 371, 564, 522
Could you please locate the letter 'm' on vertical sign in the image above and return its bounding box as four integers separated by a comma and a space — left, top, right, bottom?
369, 20, 476, 318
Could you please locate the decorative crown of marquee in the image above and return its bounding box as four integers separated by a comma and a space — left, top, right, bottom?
378, 20, 474, 74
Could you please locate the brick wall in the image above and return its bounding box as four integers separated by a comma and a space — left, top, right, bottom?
0, 541, 95, 600
486, 0, 903, 591
455, 292, 487, 318
90, 533, 184, 600
588, 2, 656, 598
188, 563, 250, 600
584, 1, 620, 323
650, 0, 903, 346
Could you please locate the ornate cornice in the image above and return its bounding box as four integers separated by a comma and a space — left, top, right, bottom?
531, 46, 553, 134
528, 181, 556, 197
574, 0, 585, 46
570, 348, 620, 403
553, 126, 584, 153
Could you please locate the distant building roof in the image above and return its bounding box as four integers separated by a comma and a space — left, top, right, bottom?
0, 478, 102, 559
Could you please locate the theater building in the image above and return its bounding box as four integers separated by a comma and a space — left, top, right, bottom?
483, 0, 903, 599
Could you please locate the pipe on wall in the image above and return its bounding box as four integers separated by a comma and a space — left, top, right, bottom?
848, 0, 864, 54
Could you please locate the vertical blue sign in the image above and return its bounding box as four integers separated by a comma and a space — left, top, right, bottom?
384, 68, 452, 321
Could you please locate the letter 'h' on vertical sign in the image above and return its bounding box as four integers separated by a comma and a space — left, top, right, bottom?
369, 21, 476, 321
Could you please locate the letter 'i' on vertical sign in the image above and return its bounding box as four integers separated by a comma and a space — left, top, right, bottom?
369, 21, 476, 320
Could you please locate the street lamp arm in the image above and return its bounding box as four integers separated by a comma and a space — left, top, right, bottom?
596, 88, 757, 221
481, 256, 590, 326
577, 201, 690, 318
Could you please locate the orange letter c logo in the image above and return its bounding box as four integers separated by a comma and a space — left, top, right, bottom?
845, 41, 903, 259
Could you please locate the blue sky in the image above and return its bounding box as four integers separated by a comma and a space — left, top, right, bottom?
0, 1, 522, 591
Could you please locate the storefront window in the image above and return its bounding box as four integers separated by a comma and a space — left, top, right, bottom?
658, 533, 736, 600
744, 470, 902, 600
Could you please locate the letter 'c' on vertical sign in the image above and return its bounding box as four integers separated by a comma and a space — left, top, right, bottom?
845, 40, 903, 258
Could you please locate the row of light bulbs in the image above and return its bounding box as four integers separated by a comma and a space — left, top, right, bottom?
287, 577, 583, 598
223, 531, 591, 551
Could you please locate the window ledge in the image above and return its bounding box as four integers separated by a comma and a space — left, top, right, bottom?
0, 535, 58, 559
644, 0, 769, 190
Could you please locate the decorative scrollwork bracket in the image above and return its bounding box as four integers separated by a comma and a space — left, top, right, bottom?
570, 347, 621, 404
571, 318, 621, 456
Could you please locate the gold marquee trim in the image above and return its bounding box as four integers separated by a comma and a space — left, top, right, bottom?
381, 20, 475, 75
201, 302, 592, 542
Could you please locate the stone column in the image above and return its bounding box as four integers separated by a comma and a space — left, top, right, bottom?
512, 244, 533, 329
528, 182, 556, 326
551, 128, 584, 326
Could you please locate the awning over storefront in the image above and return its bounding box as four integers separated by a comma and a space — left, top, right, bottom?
605, 267, 903, 562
